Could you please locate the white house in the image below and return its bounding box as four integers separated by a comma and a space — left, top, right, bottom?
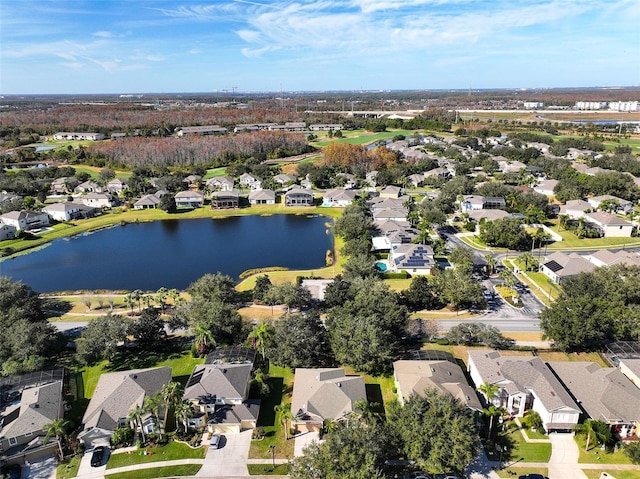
175, 190, 204, 208
0, 223, 17, 240
206, 176, 235, 192
42, 202, 90, 221
390, 243, 436, 275
540, 252, 596, 284
239, 173, 262, 190
322, 189, 357, 207
468, 350, 580, 432
53, 132, 105, 140
584, 211, 633, 237
560, 199, 592, 219
248, 189, 276, 205
80, 193, 116, 209
0, 210, 50, 231
533, 179, 558, 196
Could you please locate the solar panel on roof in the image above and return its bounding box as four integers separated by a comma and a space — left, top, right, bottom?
544, 260, 563, 273
186, 368, 205, 388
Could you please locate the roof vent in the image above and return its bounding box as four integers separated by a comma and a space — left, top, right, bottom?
34, 404, 39, 408
337, 382, 341, 387
222, 369, 227, 373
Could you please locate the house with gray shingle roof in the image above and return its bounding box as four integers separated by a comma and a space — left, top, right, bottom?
175, 190, 204, 208
211, 190, 240, 209
584, 211, 633, 237
390, 243, 436, 275
548, 362, 640, 439
134, 194, 162, 210
620, 359, 640, 389
291, 368, 366, 433
78, 367, 172, 449
206, 176, 235, 192
0, 378, 64, 463
248, 189, 276, 205
322, 189, 357, 207
393, 360, 482, 411
468, 350, 580, 432
183, 359, 259, 434
540, 251, 596, 284
0, 210, 50, 231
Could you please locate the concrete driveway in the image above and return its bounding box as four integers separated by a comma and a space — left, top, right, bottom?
196, 429, 252, 477
75, 447, 110, 479
24, 456, 57, 479
294, 431, 320, 457
548, 433, 587, 479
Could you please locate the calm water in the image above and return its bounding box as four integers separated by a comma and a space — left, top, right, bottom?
0, 215, 333, 292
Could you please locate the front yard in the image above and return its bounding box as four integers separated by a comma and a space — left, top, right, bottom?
106, 441, 204, 469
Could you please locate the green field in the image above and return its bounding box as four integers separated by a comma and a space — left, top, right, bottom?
104, 464, 201, 479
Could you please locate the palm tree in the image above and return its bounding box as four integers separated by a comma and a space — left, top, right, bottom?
161, 382, 183, 429
132, 289, 143, 313
484, 255, 498, 275
478, 382, 501, 439
168, 288, 181, 307
174, 400, 193, 433
193, 321, 215, 355
353, 399, 381, 425
579, 419, 611, 452
143, 393, 163, 439
124, 294, 135, 314
128, 403, 146, 443
155, 287, 168, 313
498, 270, 516, 288
247, 322, 274, 361
142, 295, 154, 310
44, 418, 70, 460
517, 252, 535, 272
274, 402, 293, 440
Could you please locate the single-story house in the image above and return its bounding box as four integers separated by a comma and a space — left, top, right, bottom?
78, 367, 172, 449
407, 173, 425, 188
248, 189, 275, 205
74, 181, 102, 194
42, 202, 95, 221
175, 190, 205, 208
53, 132, 105, 140
183, 175, 202, 190
584, 211, 633, 238
585, 249, 640, 268
0, 374, 64, 464
380, 185, 403, 199
560, 199, 592, 219
467, 209, 510, 224
468, 350, 580, 432
134, 194, 162, 209
322, 189, 357, 207
211, 190, 240, 209
373, 208, 408, 223
461, 195, 506, 212
0, 210, 50, 231
50, 177, 78, 195
206, 176, 235, 192
533, 179, 559, 197
308, 124, 343, 131
301, 279, 334, 301
548, 362, 640, 438
106, 178, 128, 195
393, 359, 482, 411
291, 368, 366, 433
587, 195, 633, 213
183, 357, 258, 434
80, 193, 116, 209
177, 125, 227, 136
368, 197, 407, 212
285, 188, 314, 207
619, 359, 640, 388
390, 243, 436, 275
540, 252, 596, 284
273, 174, 297, 185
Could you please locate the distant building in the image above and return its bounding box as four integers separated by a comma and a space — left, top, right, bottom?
53, 132, 105, 141
523, 102, 544, 109
177, 125, 228, 136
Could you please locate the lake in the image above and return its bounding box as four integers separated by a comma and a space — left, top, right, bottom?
0, 215, 333, 292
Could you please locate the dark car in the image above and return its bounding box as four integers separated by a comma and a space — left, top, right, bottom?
91, 446, 105, 467
0, 464, 22, 479
518, 475, 545, 479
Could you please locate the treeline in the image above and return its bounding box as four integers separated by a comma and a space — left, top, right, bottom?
85, 131, 312, 168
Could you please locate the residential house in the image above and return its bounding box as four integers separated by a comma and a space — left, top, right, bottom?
206, 176, 235, 192
52, 132, 105, 140
74, 181, 102, 194
460, 195, 506, 212
497, 159, 527, 173
322, 189, 357, 207
291, 368, 366, 433
301, 279, 334, 301
365, 170, 379, 187
239, 173, 262, 191
373, 208, 409, 223
183, 175, 202, 190
423, 166, 453, 180
78, 367, 172, 449
0, 210, 50, 231
468, 350, 580, 432
548, 362, 640, 438
233, 124, 261, 133
50, 177, 78, 195
0, 192, 22, 206
308, 124, 343, 131
390, 243, 436, 275
177, 125, 228, 136
106, 178, 127, 195
0, 223, 17, 240
407, 173, 425, 188
248, 189, 276, 205
134, 194, 162, 210
584, 211, 633, 237
533, 179, 559, 197
585, 249, 640, 268
619, 359, 640, 388
0, 374, 64, 464
587, 195, 633, 213
368, 197, 407, 212
540, 252, 596, 284
80, 193, 116, 209
175, 190, 204, 208
372, 219, 417, 251
560, 199, 592, 219
272, 174, 297, 186
467, 209, 510, 224
183, 350, 259, 434
285, 188, 314, 207
211, 190, 240, 209
380, 185, 403, 199
393, 359, 482, 411
42, 202, 95, 222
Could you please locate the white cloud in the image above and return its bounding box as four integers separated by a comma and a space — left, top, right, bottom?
235, 29, 261, 42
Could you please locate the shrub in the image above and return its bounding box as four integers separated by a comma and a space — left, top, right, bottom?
624, 441, 640, 464
111, 426, 134, 448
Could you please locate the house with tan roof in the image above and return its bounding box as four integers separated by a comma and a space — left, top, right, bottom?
0, 210, 50, 231
211, 190, 240, 209
248, 189, 276, 205
548, 362, 640, 439
533, 179, 558, 197
559, 199, 592, 219
585, 249, 640, 268
584, 211, 633, 237
393, 360, 482, 411
78, 367, 172, 449
468, 350, 580, 432
322, 189, 357, 207
175, 190, 204, 208
206, 176, 235, 192
380, 185, 403, 199
619, 359, 640, 388
540, 251, 596, 284
291, 368, 366, 433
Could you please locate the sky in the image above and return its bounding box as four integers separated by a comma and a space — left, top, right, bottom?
1, 0, 639, 95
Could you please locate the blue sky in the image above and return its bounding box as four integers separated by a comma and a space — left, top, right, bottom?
1, 0, 639, 94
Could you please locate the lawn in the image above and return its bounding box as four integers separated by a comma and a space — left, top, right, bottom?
104, 464, 201, 479
495, 466, 548, 478
248, 365, 295, 460
56, 454, 81, 479
341, 366, 396, 417
106, 441, 204, 469
583, 470, 640, 479
247, 463, 290, 475
575, 434, 634, 465
494, 425, 552, 463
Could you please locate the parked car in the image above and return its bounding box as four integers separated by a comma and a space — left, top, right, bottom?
209, 433, 221, 449
0, 464, 22, 479
518, 475, 545, 479
91, 446, 105, 467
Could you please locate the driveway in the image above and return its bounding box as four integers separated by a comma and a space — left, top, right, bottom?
294, 431, 320, 457
75, 447, 110, 479
196, 429, 252, 477
548, 433, 587, 479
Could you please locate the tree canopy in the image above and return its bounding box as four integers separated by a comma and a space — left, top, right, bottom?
269, 312, 334, 369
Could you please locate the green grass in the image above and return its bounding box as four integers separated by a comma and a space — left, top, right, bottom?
583, 470, 640, 479
495, 466, 548, 478
341, 367, 396, 417
494, 426, 552, 463
247, 464, 290, 475
56, 454, 82, 479
104, 464, 201, 479
203, 166, 228, 179
106, 441, 205, 469
576, 434, 634, 465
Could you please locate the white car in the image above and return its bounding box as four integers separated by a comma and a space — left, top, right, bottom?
209, 433, 221, 449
